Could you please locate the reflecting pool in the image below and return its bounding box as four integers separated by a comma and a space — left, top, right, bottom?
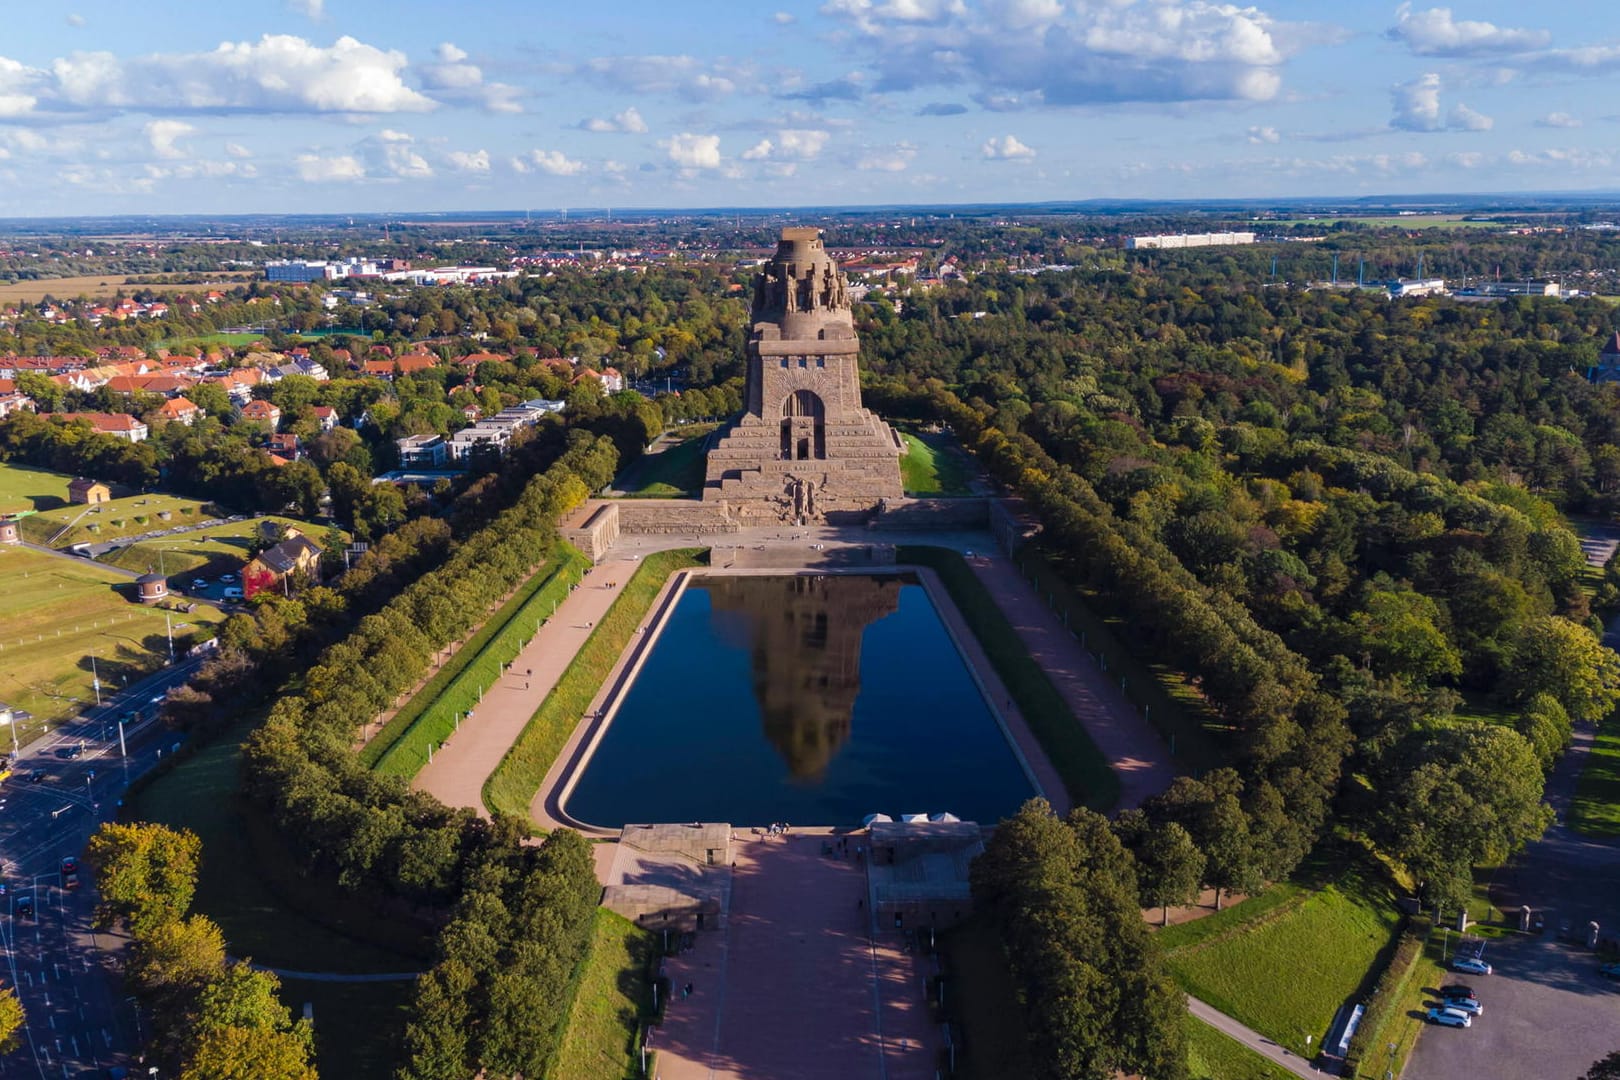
563, 573, 1035, 827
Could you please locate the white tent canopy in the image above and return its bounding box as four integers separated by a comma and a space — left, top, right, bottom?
862, 813, 894, 827
929, 812, 961, 823
900, 812, 930, 823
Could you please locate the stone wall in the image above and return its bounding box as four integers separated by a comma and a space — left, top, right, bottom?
871, 497, 990, 530
559, 501, 621, 562
615, 499, 741, 535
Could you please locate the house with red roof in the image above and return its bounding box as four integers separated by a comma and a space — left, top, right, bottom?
240, 399, 281, 432
57, 412, 148, 443
311, 405, 338, 431
156, 397, 202, 426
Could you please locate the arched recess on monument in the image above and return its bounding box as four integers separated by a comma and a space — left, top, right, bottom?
780, 388, 827, 460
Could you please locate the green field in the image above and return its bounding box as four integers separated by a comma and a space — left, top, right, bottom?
156, 332, 276, 349
366, 544, 590, 777
898, 545, 1119, 810
1568, 721, 1620, 836
899, 429, 973, 496
612, 425, 716, 497
484, 548, 706, 823
551, 909, 657, 1080
1273, 215, 1505, 230
19, 491, 218, 549
0, 545, 221, 730
1187, 1020, 1299, 1080
100, 515, 343, 583
1159, 861, 1401, 1058
0, 462, 74, 515
286, 976, 412, 1080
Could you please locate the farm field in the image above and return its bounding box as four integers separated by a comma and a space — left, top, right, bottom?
0, 273, 254, 304
1272, 214, 1505, 230
0, 461, 74, 515
18, 490, 218, 548
101, 515, 344, 581
0, 544, 221, 731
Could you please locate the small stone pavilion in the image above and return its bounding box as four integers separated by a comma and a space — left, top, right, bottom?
702, 227, 904, 523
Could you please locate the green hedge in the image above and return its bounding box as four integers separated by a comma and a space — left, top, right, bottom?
366, 544, 590, 777
483, 548, 706, 824
898, 545, 1119, 811
1343, 917, 1427, 1076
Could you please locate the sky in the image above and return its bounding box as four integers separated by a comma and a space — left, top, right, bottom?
2, 1, 1620, 216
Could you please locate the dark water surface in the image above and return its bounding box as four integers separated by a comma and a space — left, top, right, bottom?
563, 574, 1034, 828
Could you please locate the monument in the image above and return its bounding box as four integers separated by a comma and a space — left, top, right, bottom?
703, 227, 904, 523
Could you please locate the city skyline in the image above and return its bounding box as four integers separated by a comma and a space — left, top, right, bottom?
2, 1, 1620, 216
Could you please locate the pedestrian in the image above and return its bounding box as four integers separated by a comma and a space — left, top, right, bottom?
685, 982, 694, 997
525, 681, 530, 690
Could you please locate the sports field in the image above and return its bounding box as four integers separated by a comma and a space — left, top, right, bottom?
0, 545, 221, 731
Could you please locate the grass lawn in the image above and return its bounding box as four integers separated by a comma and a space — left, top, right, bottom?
1159, 859, 1402, 1058
899, 429, 973, 496
283, 976, 412, 1080
367, 544, 590, 777
1568, 721, 1620, 837
19, 491, 218, 549
100, 515, 343, 583
612, 425, 717, 497
0, 461, 74, 515
551, 909, 657, 1080
0, 545, 221, 730
1187, 1019, 1299, 1080
898, 545, 1119, 810
129, 714, 431, 973
484, 548, 706, 824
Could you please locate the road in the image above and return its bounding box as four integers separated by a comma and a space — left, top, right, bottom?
0, 657, 203, 1078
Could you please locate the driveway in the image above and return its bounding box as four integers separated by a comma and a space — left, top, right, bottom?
1405, 722, 1620, 1080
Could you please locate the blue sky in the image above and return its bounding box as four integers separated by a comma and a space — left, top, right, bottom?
1, 1, 1618, 215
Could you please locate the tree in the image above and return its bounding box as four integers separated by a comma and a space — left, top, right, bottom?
1506, 616, 1620, 722
85, 822, 201, 935
1200, 792, 1261, 910
1580, 1051, 1620, 1080
177, 1024, 318, 1080
1137, 821, 1205, 926
1516, 692, 1573, 772
0, 986, 22, 1054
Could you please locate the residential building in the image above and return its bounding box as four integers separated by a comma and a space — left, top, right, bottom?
1388, 278, 1448, 298
268, 433, 301, 459
156, 397, 202, 426
1126, 231, 1257, 250
0, 392, 34, 418
240, 400, 282, 432
242, 529, 323, 599
396, 433, 449, 469
311, 405, 339, 431
446, 398, 565, 462
1589, 332, 1620, 383
58, 412, 148, 443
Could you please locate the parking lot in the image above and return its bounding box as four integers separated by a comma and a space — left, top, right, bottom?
1407, 723, 1620, 1080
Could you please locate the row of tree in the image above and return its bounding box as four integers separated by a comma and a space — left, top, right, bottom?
85, 821, 317, 1079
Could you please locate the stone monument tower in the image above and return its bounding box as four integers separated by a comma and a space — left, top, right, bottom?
703, 227, 903, 522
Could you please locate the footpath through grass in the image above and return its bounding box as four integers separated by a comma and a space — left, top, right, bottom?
1568, 721, 1620, 836
899, 429, 973, 496
551, 909, 657, 1080
1159, 858, 1402, 1058
1019, 546, 1226, 773
1187, 1019, 1299, 1080
484, 548, 706, 823
366, 543, 590, 777
899, 545, 1119, 810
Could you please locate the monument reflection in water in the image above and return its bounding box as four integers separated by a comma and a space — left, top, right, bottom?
563, 574, 1035, 828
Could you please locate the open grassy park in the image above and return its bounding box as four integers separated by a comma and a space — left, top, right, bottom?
1568, 721, 1620, 837
899, 429, 973, 496
551, 909, 657, 1080
0, 544, 221, 729
17, 490, 220, 549
0, 462, 75, 515
100, 514, 343, 582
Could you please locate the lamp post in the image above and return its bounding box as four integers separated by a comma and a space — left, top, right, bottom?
91, 654, 102, 708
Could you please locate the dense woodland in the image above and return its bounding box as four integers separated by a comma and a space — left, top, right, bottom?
8, 227, 1620, 1077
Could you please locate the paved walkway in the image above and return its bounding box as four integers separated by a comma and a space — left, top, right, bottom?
966, 551, 1176, 810
1189, 996, 1325, 1079
651, 834, 936, 1080
411, 561, 632, 816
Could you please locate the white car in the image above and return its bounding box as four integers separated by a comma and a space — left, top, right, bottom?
1453, 957, 1492, 975
1443, 996, 1482, 1015
191, 579, 207, 589
1427, 1007, 1472, 1028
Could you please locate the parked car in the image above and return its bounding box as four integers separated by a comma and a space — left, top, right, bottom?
222, 587, 244, 601
1439, 984, 1475, 1000
15, 895, 33, 918
27, 769, 46, 784
191, 578, 207, 589
220, 573, 237, 583
63, 872, 79, 891
1443, 996, 1483, 1015
60, 856, 77, 875
1427, 1007, 1472, 1028
1599, 962, 1620, 980
1453, 957, 1492, 975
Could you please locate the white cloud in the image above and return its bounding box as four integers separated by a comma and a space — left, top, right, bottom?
66, 13, 85, 26
364, 129, 432, 178
225, 142, 253, 159
1247, 125, 1280, 144
855, 141, 918, 171
773, 11, 796, 23
1390, 72, 1490, 133
1445, 151, 1486, 168
581, 55, 742, 102
742, 139, 774, 160
822, 0, 1313, 105
1536, 111, 1580, 129
743, 129, 830, 162
446, 149, 490, 173
46, 35, 435, 114
981, 134, 1034, 160
143, 119, 193, 159
1387, 5, 1549, 57
286, 0, 325, 18
295, 153, 364, 182
661, 132, 722, 169
514, 149, 586, 176
418, 42, 481, 89
581, 106, 648, 133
